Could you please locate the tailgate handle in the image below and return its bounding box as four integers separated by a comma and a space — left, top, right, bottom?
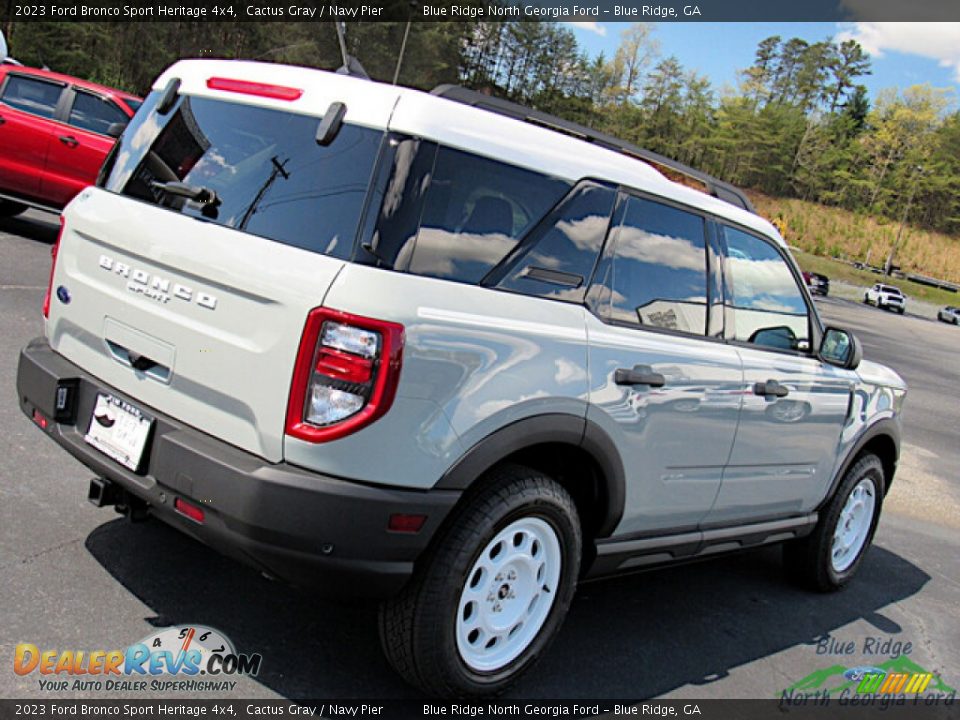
106, 340, 171, 382
128, 352, 157, 372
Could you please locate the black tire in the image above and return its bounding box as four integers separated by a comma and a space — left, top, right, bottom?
784, 454, 885, 592
862, 294, 870, 304
0, 199, 28, 217
378, 464, 581, 697
897, 308, 905, 315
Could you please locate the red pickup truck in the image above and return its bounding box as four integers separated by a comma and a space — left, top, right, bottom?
0, 64, 141, 215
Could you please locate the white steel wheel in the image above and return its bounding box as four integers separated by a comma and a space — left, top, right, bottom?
456, 517, 562, 673
831, 478, 877, 573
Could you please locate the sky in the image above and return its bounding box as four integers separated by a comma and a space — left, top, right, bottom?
563, 22, 960, 106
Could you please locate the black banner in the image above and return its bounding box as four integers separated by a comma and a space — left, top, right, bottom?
4, 0, 960, 23
0, 699, 958, 720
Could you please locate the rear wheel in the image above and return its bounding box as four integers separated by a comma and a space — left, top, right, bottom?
0, 199, 27, 217
379, 465, 581, 696
784, 454, 884, 591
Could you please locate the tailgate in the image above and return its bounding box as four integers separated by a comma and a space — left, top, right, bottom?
47, 189, 344, 461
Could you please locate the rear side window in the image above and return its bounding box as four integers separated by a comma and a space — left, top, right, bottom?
103, 95, 383, 259
592, 195, 709, 336
68, 90, 128, 134
494, 182, 617, 302
399, 147, 570, 284
1, 75, 62, 118
721, 225, 810, 351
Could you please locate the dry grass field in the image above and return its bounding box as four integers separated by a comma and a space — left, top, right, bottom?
749, 191, 960, 285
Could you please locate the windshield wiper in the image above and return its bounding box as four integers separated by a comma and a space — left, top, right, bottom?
151, 181, 220, 206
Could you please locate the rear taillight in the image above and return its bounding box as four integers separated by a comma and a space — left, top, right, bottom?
286, 308, 404, 443
42, 216, 65, 319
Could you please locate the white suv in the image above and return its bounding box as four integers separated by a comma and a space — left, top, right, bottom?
17, 60, 906, 696
864, 283, 906, 313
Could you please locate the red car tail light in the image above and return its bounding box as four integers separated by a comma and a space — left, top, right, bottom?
42, 216, 65, 319
286, 308, 404, 443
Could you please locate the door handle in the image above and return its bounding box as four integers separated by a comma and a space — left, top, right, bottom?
0, 116, 6, 125
59, 135, 79, 147
615, 366, 666, 388
753, 379, 790, 398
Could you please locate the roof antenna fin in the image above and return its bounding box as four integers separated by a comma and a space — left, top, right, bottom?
334, 22, 369, 79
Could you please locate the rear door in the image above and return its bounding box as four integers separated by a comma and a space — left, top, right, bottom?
0, 72, 65, 200
704, 224, 852, 525
48, 86, 388, 462
41, 87, 128, 207
585, 193, 743, 535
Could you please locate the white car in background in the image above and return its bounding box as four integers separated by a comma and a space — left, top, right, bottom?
864, 283, 906, 314
938, 306, 960, 324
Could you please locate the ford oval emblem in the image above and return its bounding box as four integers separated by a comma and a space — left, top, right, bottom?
56, 285, 71, 304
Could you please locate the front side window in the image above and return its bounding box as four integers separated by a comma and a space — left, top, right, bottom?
592, 195, 709, 336
0, 75, 62, 119
397, 147, 571, 284
103, 95, 383, 258
722, 225, 810, 351
68, 91, 128, 134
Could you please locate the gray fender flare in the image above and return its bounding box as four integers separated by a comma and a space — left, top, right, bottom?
435, 413, 626, 538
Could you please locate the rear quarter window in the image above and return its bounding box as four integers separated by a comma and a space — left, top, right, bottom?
396, 146, 571, 284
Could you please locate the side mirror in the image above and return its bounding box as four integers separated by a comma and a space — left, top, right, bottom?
820, 326, 862, 370
105, 121, 128, 138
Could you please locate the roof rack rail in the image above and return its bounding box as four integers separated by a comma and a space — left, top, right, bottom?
430, 84, 756, 215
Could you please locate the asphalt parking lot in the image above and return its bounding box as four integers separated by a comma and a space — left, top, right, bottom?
1, 210, 958, 701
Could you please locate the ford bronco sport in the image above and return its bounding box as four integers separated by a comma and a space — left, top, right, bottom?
17, 60, 906, 696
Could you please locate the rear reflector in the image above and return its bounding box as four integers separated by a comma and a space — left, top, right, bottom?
388, 514, 427, 533
32, 409, 49, 430
174, 497, 205, 523
206, 77, 303, 101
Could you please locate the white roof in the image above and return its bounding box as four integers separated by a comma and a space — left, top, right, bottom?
155, 59, 782, 245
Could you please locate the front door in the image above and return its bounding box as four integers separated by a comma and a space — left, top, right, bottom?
0, 73, 64, 200
705, 224, 852, 526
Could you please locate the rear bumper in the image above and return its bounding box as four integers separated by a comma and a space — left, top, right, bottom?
16, 338, 460, 598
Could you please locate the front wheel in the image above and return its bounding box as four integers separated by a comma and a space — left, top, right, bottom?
379, 465, 581, 696
784, 454, 884, 591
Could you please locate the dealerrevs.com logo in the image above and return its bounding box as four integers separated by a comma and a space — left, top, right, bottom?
14, 625, 262, 693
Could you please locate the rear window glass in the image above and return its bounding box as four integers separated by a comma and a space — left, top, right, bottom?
103, 94, 382, 259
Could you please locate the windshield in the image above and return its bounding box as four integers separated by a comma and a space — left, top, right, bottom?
102, 92, 383, 259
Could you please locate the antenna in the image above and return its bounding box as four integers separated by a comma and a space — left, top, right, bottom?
335, 21, 349, 68
333, 22, 370, 79
392, 2, 418, 85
